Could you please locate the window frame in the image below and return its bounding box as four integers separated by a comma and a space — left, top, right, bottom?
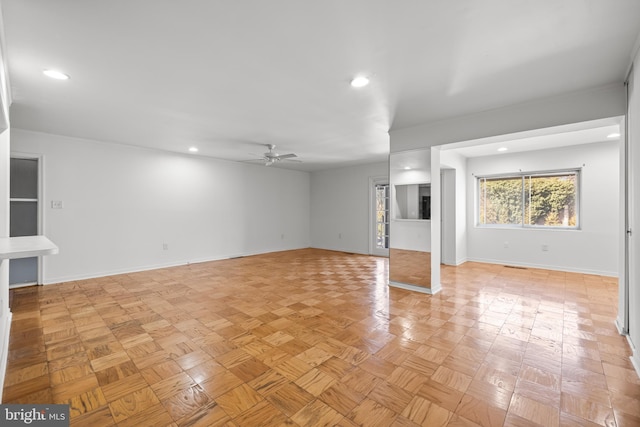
476, 168, 581, 230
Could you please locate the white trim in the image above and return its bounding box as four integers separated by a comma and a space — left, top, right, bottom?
621, 108, 630, 335
631, 354, 640, 379
616, 318, 626, 335
465, 256, 617, 277
9, 281, 37, 289
389, 280, 441, 295
40, 246, 380, 286
42, 246, 312, 285
431, 147, 442, 291
627, 335, 640, 378
0, 310, 12, 402
455, 257, 468, 266
430, 281, 442, 294
310, 245, 369, 256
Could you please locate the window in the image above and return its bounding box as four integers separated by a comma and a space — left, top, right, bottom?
478, 170, 579, 228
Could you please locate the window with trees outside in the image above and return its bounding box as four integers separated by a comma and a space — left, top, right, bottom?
477, 170, 579, 228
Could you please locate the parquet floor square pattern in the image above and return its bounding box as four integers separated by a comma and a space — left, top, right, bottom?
3, 248, 639, 426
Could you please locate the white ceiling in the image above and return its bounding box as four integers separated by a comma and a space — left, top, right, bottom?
447, 121, 622, 158
2, 1, 639, 171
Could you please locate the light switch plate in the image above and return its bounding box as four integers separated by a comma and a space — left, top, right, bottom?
51, 200, 63, 209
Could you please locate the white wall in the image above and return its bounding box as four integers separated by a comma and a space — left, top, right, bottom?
466, 141, 619, 276
628, 43, 640, 374
310, 161, 387, 254
0, 12, 11, 399
0, 129, 9, 401
11, 129, 311, 283
441, 150, 468, 265
391, 84, 625, 153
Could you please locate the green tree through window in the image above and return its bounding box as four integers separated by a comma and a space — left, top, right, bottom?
526, 174, 577, 226
479, 176, 523, 225
478, 171, 579, 228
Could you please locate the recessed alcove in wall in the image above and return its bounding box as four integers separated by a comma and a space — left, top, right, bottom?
389, 117, 624, 299
435, 117, 625, 322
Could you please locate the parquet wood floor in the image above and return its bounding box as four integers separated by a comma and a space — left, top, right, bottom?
3, 248, 638, 426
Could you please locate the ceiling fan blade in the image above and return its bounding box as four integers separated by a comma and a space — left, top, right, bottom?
276, 153, 297, 160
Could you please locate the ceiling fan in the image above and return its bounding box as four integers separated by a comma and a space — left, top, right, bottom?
247, 144, 299, 166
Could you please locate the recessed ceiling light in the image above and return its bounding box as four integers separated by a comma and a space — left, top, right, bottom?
607, 132, 620, 139
43, 69, 70, 80
404, 166, 411, 170
497, 147, 508, 152
188, 147, 198, 153
350, 76, 370, 88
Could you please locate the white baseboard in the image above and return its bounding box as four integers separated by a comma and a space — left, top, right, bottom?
631, 353, 640, 378
389, 280, 441, 295
616, 318, 628, 335
0, 310, 13, 402
42, 246, 311, 285
465, 257, 617, 277
627, 335, 640, 379
631, 354, 640, 379
309, 245, 370, 256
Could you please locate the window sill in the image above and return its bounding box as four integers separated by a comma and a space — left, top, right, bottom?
475, 225, 581, 231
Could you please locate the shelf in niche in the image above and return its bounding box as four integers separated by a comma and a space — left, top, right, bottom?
0, 236, 58, 260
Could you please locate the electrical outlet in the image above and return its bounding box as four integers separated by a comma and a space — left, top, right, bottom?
541, 244, 549, 252
162, 243, 169, 250
504, 241, 509, 248
281, 233, 285, 240
51, 200, 63, 209
338, 233, 342, 239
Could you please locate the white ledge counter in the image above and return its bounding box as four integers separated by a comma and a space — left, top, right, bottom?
0, 236, 59, 260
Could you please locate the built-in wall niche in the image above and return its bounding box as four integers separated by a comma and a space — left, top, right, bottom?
394, 183, 430, 220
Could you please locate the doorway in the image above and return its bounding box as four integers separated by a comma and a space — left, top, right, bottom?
370, 177, 389, 257
9, 156, 40, 287
441, 168, 456, 265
